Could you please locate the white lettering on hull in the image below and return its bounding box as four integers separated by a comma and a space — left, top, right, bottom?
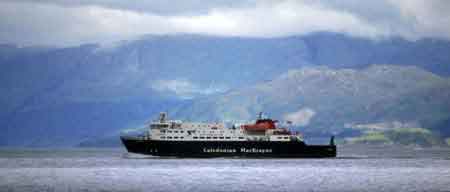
203, 148, 237, 153
202, 148, 272, 153
240, 148, 272, 153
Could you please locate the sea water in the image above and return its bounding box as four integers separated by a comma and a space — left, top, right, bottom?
0, 145, 449, 192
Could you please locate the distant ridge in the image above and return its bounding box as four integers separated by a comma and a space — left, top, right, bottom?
1, 32, 450, 146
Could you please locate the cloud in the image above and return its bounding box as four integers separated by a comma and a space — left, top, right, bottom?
387, 0, 450, 40
345, 121, 421, 131
284, 108, 316, 126
150, 79, 227, 99
4, 0, 255, 16
170, 1, 382, 38
0, 0, 450, 46
0, 2, 178, 46
317, 0, 450, 40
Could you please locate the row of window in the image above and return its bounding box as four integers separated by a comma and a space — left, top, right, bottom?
159, 136, 288, 140
153, 124, 224, 129
193, 136, 244, 139
161, 130, 233, 134
276, 137, 290, 139
161, 130, 185, 133
161, 136, 185, 139
187, 124, 220, 128
160, 136, 245, 140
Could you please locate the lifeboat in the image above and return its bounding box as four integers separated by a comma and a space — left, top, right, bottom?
273, 128, 291, 135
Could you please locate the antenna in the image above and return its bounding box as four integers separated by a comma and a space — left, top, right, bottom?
286, 120, 292, 133
258, 112, 263, 120
159, 112, 167, 123
330, 136, 335, 146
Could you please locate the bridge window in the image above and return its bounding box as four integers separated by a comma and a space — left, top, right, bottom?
219, 137, 224, 139
225, 137, 231, 139
213, 137, 218, 139
238, 137, 244, 139
152, 124, 169, 129
206, 137, 211, 139
200, 137, 205, 139
193, 136, 198, 139
160, 136, 165, 139
167, 136, 172, 139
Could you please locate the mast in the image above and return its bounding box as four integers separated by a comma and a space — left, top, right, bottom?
159, 112, 167, 123
258, 112, 263, 120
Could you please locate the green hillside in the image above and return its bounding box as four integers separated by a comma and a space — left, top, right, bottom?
345, 128, 443, 147
175, 65, 450, 136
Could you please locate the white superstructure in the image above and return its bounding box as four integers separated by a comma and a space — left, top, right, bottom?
147, 113, 303, 142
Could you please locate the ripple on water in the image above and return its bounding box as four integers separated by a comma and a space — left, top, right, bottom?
0, 146, 449, 192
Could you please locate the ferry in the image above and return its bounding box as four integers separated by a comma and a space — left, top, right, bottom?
121, 112, 336, 158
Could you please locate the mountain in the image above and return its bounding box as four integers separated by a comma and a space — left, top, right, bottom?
174, 65, 450, 137
1, 32, 450, 146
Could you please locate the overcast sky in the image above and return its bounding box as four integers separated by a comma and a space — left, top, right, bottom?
1, 0, 450, 47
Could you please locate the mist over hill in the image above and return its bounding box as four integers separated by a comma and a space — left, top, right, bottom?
1, 32, 450, 146
174, 65, 450, 136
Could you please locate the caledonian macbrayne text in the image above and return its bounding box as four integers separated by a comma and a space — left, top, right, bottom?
203, 148, 272, 153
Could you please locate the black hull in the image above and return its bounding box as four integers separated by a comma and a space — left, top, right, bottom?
120, 136, 336, 158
